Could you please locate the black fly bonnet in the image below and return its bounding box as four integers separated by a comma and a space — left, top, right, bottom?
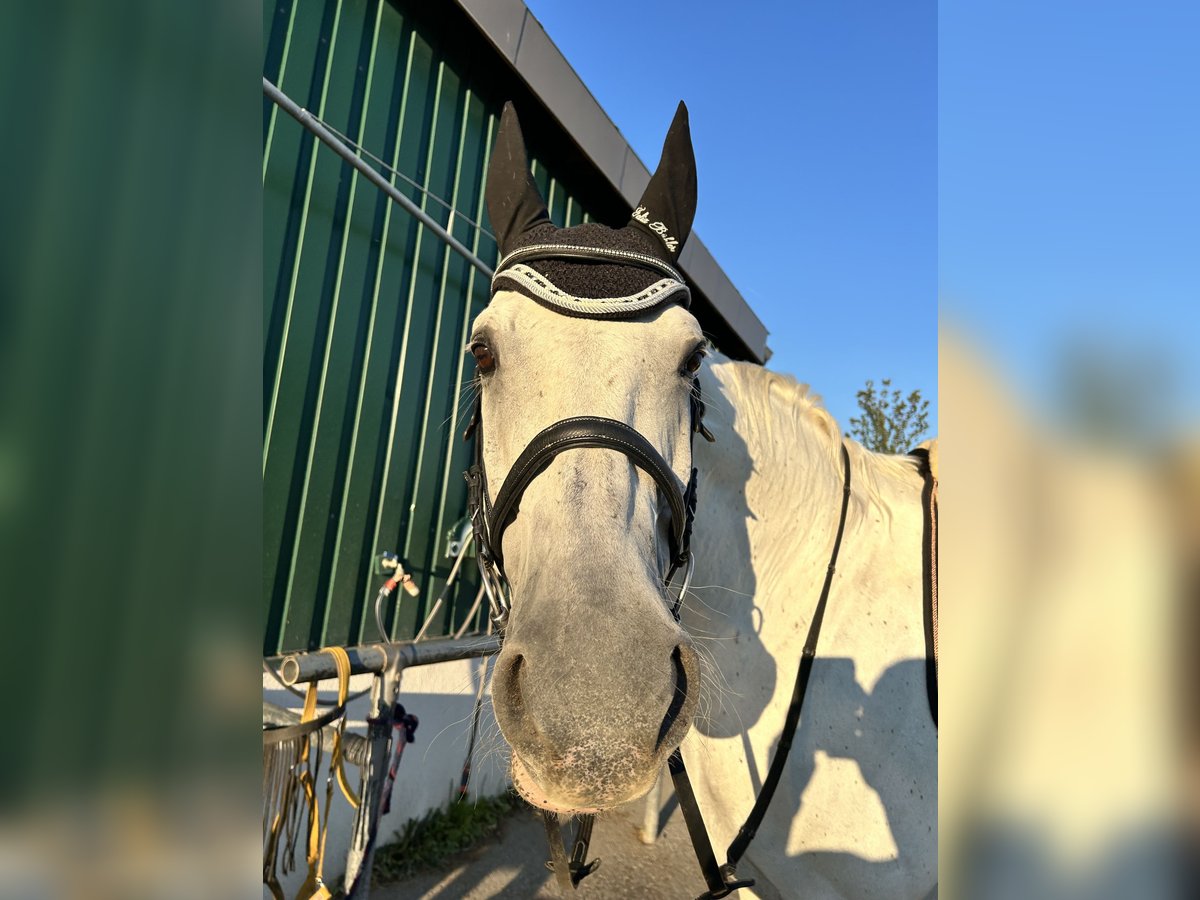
464, 101, 711, 632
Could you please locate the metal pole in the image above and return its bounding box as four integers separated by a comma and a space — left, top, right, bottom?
277, 644, 387, 684
263, 77, 495, 281
332, 636, 502, 897
344, 647, 402, 898
276, 634, 502, 685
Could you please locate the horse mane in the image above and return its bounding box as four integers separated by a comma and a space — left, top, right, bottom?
713, 358, 923, 515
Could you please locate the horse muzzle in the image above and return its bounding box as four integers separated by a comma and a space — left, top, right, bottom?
492, 638, 699, 811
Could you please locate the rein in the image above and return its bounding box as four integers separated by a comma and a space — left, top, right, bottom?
671, 443, 852, 899
462, 243, 850, 898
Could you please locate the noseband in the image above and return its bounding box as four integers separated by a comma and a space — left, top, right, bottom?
462, 244, 712, 631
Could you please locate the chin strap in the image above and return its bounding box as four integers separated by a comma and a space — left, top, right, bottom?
543, 812, 601, 892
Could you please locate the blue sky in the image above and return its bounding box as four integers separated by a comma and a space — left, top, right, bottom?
526, 0, 937, 439
940, 0, 1198, 435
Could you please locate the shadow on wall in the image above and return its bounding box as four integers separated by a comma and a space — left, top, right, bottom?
778, 658, 936, 893
650, 659, 937, 897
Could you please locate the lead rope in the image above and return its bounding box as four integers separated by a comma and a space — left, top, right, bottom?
669, 442, 852, 900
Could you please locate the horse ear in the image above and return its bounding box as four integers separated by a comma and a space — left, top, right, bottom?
486, 102, 550, 256
629, 101, 697, 263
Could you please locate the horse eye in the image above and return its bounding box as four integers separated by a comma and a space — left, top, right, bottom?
682, 348, 705, 375
470, 342, 496, 374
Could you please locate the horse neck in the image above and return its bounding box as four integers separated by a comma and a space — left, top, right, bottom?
692, 361, 919, 621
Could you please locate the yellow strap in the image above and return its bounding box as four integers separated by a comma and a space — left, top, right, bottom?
328, 646, 350, 706
299, 678, 321, 887
297, 760, 321, 898
336, 757, 359, 808
324, 646, 360, 808
302, 680, 318, 722
298, 649, 346, 899
287, 647, 368, 899
298, 647, 360, 899
315, 653, 346, 884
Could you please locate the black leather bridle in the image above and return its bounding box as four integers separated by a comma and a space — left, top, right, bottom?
464, 400, 710, 632
460, 244, 852, 900
463, 245, 712, 633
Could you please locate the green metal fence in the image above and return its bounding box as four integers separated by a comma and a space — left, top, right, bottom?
262, 0, 602, 654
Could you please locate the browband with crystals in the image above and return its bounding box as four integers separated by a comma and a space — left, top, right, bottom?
491, 244, 691, 319
493, 265, 690, 319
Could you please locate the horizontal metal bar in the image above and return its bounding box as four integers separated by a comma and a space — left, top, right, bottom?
276, 644, 388, 684
275, 635, 502, 685
263, 76, 495, 280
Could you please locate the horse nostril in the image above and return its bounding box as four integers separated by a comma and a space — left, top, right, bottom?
491, 651, 524, 715
494, 651, 544, 750
655, 645, 689, 752
502, 653, 525, 705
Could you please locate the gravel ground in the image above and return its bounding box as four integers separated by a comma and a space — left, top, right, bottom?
370, 785, 710, 900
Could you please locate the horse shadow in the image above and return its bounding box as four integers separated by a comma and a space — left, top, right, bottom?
777, 656, 936, 894
675, 656, 936, 897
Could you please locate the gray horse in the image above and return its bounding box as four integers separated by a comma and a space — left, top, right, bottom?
471, 103, 937, 899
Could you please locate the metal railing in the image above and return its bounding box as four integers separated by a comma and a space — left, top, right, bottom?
268, 634, 502, 898
263, 77, 495, 281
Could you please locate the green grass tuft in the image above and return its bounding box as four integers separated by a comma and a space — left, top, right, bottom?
372, 790, 520, 882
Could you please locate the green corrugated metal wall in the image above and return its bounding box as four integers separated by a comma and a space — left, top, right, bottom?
262, 0, 599, 654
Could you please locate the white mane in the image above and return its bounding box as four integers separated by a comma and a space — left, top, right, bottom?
709, 357, 925, 521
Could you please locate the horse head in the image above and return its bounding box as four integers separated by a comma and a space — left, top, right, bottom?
468, 102, 706, 813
